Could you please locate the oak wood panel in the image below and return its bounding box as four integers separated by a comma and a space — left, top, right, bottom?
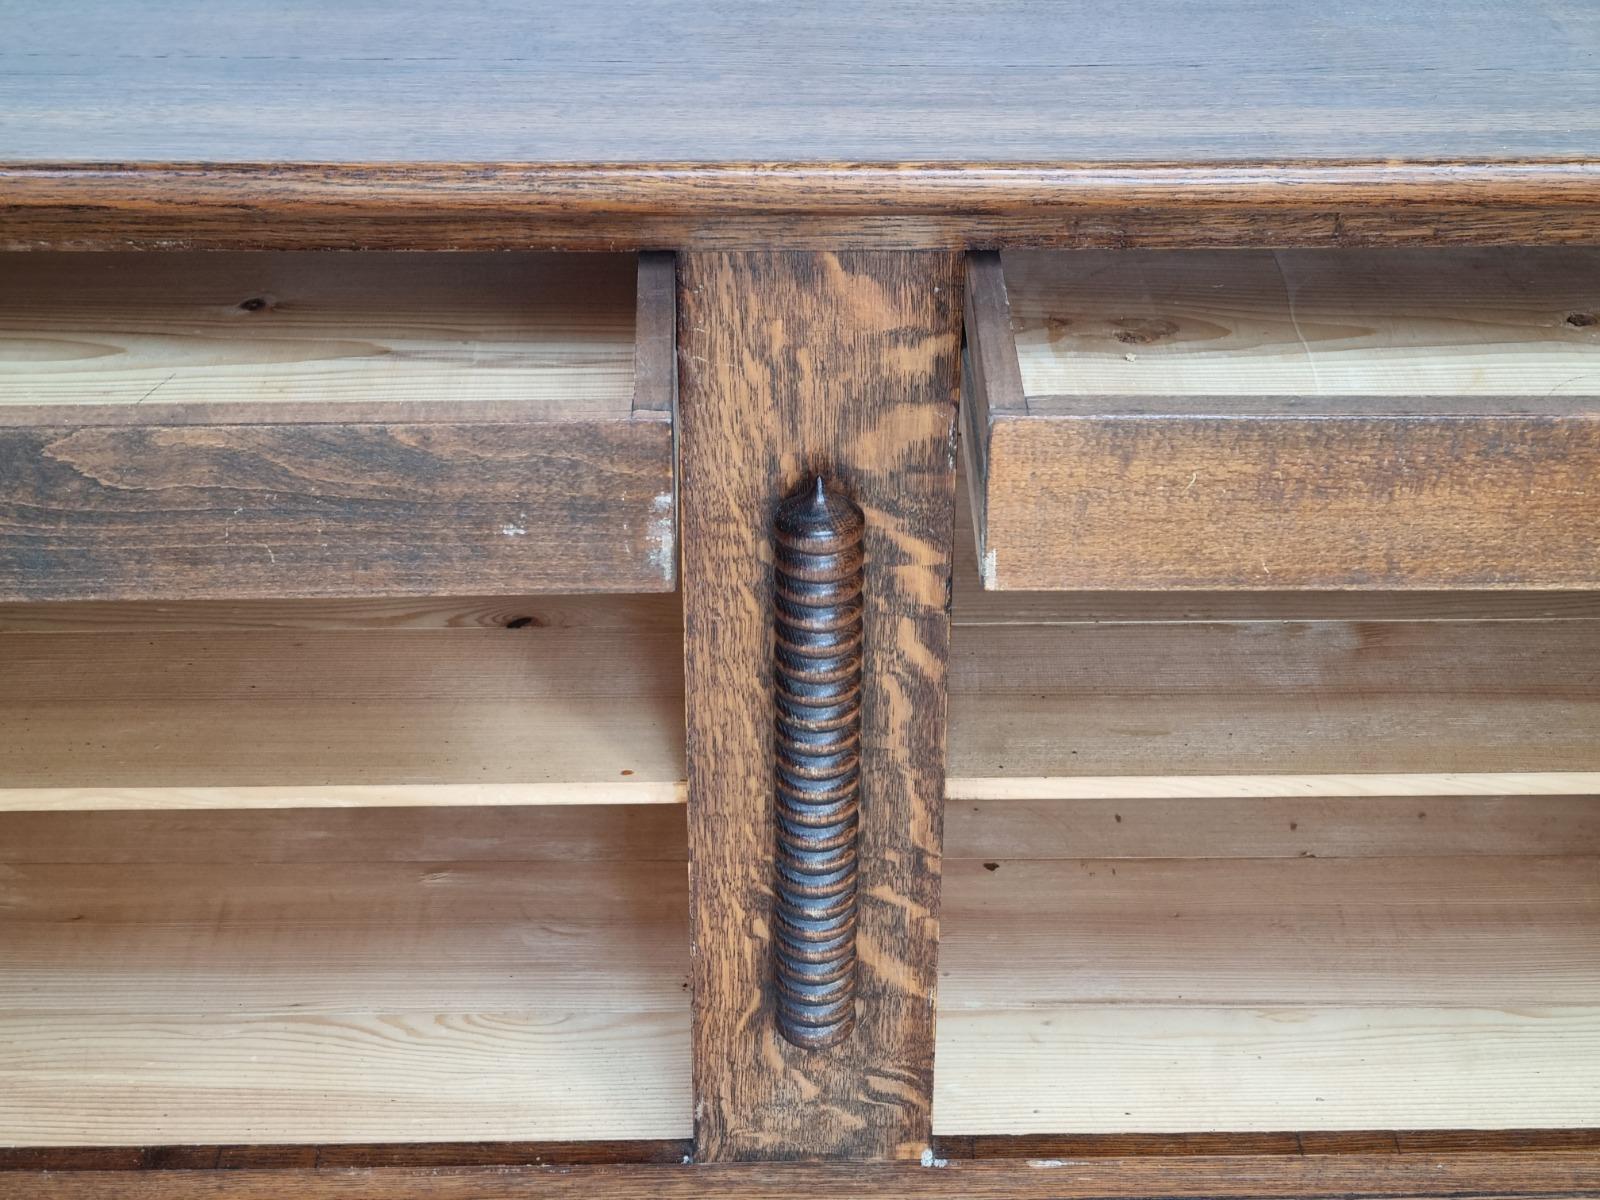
946, 482, 1600, 625
9, 1151, 1600, 1199
982, 402, 1600, 592
8, 163, 1600, 253
0, 417, 675, 600
678, 251, 961, 1160
0, 1139, 694, 1171
1006, 248, 1600, 398
965, 250, 1600, 591
952, 1129, 1600, 1159
939, 856, 1600, 1008
0, 253, 676, 600
8, 1130, 1600, 1173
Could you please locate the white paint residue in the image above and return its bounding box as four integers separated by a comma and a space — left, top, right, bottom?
919, 1149, 950, 1168
649, 493, 676, 580
982, 548, 998, 588
500, 523, 528, 537
1027, 1159, 1067, 1168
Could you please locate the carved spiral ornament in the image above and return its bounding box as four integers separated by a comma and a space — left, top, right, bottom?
772, 476, 864, 1050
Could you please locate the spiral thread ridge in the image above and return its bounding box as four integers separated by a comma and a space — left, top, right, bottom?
772, 476, 864, 1050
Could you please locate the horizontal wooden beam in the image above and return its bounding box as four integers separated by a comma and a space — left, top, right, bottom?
4, 161, 1599, 251
11, 1151, 1600, 1198
0, 412, 674, 599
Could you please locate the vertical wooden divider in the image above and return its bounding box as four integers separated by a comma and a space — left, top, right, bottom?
678, 252, 963, 1161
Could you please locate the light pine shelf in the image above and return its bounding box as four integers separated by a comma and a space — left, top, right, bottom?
0, 806, 691, 1146
1005, 247, 1600, 400
0, 252, 640, 411
4, 518, 1598, 810
3, 797, 1596, 1144
933, 845, 1600, 1133
0, 595, 686, 811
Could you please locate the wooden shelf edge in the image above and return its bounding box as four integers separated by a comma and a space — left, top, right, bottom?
948, 773, 1600, 800
7, 1149, 1600, 1198
0, 782, 687, 812
7, 773, 1596, 812
6, 160, 1600, 251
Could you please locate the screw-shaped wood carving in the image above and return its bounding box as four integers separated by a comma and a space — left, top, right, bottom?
773, 475, 864, 1050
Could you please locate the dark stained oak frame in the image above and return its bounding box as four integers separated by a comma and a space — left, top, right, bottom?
678, 251, 962, 1161
10, 1146, 1600, 1200
962, 251, 1600, 591
0, 253, 677, 601
5, 28, 1600, 1177
4, 160, 1600, 252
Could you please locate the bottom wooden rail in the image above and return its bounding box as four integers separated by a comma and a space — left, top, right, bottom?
10, 1150, 1600, 1199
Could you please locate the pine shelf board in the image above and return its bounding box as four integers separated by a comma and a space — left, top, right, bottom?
0, 252, 638, 411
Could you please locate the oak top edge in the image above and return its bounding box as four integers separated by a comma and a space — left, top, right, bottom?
3, 159, 1600, 209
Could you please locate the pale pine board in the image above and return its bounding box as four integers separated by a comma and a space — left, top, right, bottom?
0, 860, 688, 1014
0, 1011, 690, 1145
1006, 247, 1600, 400
0, 819, 692, 1145
5, 795, 1596, 864
4, 613, 1597, 807
939, 856, 1600, 1008
3, 806, 1595, 1142
0, 253, 637, 410
943, 795, 1600, 859
934, 1006, 1600, 1134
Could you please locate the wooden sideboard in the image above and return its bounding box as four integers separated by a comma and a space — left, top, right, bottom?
2, 2, 1598, 1197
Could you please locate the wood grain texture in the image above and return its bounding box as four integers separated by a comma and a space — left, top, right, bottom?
943, 795, 1600, 860
4, 3, 1600, 248
0, 806, 692, 865
947, 619, 1600, 783
2, 802, 1596, 1149
8, 791, 1597, 868
0, 253, 676, 600
950, 1129, 1600, 1159
6, 162, 1600, 253
965, 251, 1600, 590
1005, 248, 1600, 399
0, 1141, 695, 1171
0, 621, 685, 808
0, 253, 638, 409
936, 1006, 1600, 1133
2, 1, 1598, 164
3, 606, 1595, 811
9, 1151, 1600, 1199
678, 252, 961, 1160
939, 855, 1600, 1008
0, 821, 691, 1146
8, 1130, 1599, 1172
